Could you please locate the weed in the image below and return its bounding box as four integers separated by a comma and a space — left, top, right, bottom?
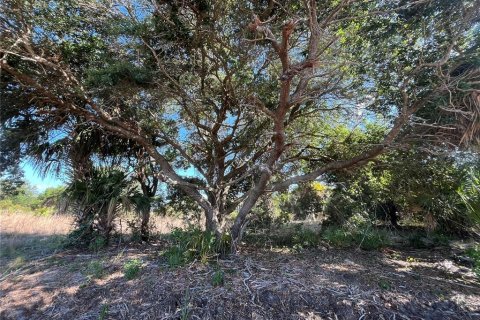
211, 269, 225, 287
357, 228, 390, 250
406, 256, 418, 263
162, 227, 231, 268
164, 246, 184, 268
291, 226, 318, 250
378, 279, 391, 290
88, 236, 108, 252
407, 231, 451, 249
465, 245, 480, 278
321, 226, 389, 250
86, 260, 105, 279
322, 227, 354, 247
99, 304, 109, 320
124, 259, 142, 280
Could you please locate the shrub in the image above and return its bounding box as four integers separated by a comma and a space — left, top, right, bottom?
124, 259, 142, 280
211, 269, 225, 287
465, 245, 480, 278
321, 226, 390, 250
86, 260, 105, 279
163, 227, 231, 268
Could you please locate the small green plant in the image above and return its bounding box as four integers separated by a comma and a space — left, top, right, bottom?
89, 235, 108, 252
123, 259, 142, 280
99, 304, 109, 320
406, 256, 418, 263
291, 226, 318, 250
465, 245, 480, 278
211, 269, 225, 287
378, 279, 391, 290
162, 227, 231, 268
164, 246, 185, 268
180, 289, 191, 320
322, 227, 354, 247
86, 260, 105, 279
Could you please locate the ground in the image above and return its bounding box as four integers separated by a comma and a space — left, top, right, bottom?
0, 213, 479, 319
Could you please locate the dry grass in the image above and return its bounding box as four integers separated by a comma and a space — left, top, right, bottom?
0, 212, 74, 236
0, 212, 187, 267
150, 215, 188, 234
0, 212, 74, 269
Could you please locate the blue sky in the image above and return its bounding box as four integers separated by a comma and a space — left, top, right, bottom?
21, 159, 65, 192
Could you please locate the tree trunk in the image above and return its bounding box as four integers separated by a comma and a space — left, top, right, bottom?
205, 207, 222, 238
140, 203, 151, 241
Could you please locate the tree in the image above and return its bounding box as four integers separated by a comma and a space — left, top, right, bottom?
1, 0, 479, 250
64, 167, 149, 245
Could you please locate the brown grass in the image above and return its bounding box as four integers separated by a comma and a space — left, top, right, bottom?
0, 212, 187, 266
0, 212, 74, 236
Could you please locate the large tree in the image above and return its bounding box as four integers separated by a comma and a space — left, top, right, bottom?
1, 0, 479, 250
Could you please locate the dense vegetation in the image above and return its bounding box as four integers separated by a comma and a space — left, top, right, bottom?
1, 0, 479, 254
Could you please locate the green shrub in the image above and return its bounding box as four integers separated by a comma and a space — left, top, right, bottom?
162, 227, 231, 268
211, 269, 225, 287
321, 226, 390, 250
123, 259, 142, 280
322, 227, 355, 247
291, 226, 319, 250
465, 245, 480, 278
407, 232, 451, 249
86, 260, 105, 279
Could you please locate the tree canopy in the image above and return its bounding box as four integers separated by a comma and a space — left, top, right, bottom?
1, 0, 479, 248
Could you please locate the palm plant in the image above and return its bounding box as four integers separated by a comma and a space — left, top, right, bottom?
63, 167, 149, 246
458, 169, 480, 227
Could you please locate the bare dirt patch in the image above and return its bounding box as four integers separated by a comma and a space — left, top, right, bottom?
0, 244, 479, 320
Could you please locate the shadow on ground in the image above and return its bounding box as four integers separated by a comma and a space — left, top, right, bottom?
0, 241, 479, 320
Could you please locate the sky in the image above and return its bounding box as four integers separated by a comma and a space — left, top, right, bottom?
20, 158, 201, 193
21, 159, 65, 192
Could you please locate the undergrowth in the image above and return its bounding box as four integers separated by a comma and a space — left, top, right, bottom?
162, 227, 231, 268
124, 258, 142, 280
466, 245, 480, 278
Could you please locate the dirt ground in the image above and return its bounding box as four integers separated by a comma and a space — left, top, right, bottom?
1, 242, 479, 320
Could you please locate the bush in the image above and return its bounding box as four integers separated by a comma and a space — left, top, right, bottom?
321, 226, 390, 250
86, 260, 105, 279
465, 245, 480, 278
406, 232, 451, 249
123, 259, 142, 280
163, 227, 231, 268
211, 268, 225, 287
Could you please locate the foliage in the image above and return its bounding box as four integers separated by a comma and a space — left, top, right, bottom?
123, 259, 142, 280
86, 260, 105, 279
324, 150, 479, 232
458, 168, 480, 226
2, 0, 479, 248
63, 167, 149, 247
321, 226, 390, 250
465, 245, 480, 278
211, 268, 225, 287
163, 227, 231, 267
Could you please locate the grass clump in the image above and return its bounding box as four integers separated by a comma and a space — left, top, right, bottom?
86, 260, 105, 279
465, 245, 480, 278
99, 304, 109, 320
322, 226, 390, 250
211, 268, 225, 287
407, 231, 451, 249
162, 227, 231, 268
123, 259, 142, 280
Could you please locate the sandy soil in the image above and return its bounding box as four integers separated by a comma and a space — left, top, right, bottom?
1, 244, 479, 320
